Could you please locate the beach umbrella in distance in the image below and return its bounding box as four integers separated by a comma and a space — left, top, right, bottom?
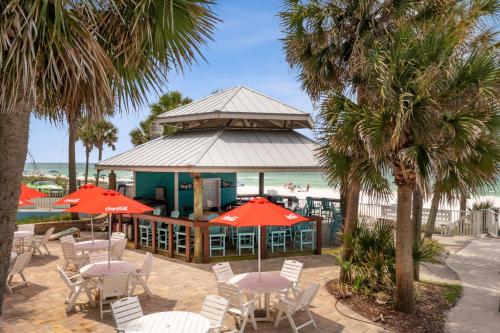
54, 184, 107, 243
66, 190, 153, 267
209, 197, 308, 276
18, 198, 34, 207
20, 184, 47, 200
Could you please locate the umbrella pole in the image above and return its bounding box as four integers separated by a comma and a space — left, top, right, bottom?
108, 213, 112, 268
91, 214, 94, 244
258, 225, 261, 280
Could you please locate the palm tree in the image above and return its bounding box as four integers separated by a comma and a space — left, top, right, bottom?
0, 0, 218, 310
77, 119, 96, 185
357, 3, 500, 313
94, 120, 118, 186
130, 91, 192, 146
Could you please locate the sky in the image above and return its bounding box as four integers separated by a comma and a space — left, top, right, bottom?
27, 0, 314, 164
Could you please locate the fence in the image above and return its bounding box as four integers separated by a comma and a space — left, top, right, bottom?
18, 191, 69, 213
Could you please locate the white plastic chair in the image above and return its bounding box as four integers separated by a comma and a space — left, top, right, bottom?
60, 241, 88, 270
111, 296, 143, 332
60, 234, 76, 244
280, 260, 304, 295
29, 227, 54, 256
274, 283, 320, 333
217, 282, 257, 333
6, 252, 32, 293
57, 266, 95, 312
212, 262, 234, 282
99, 274, 130, 318
200, 295, 229, 333
17, 224, 35, 232
88, 251, 109, 264
111, 238, 127, 260
130, 252, 153, 297
111, 232, 126, 241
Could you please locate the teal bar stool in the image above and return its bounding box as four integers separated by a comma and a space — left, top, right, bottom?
269, 229, 286, 253
138, 220, 152, 246
209, 226, 226, 257
157, 222, 168, 250
321, 198, 334, 219
237, 227, 255, 255
293, 222, 315, 251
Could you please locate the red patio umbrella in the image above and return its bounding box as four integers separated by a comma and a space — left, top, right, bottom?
66, 190, 153, 267
54, 184, 107, 243
20, 184, 47, 200
209, 197, 308, 274
18, 198, 34, 207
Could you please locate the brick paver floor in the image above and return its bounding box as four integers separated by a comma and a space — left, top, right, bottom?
0, 241, 384, 333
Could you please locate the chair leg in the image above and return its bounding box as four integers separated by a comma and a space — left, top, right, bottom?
83, 285, 96, 307
249, 308, 257, 330
140, 279, 152, 297
239, 313, 249, 333
286, 310, 299, 333
43, 244, 51, 255
307, 308, 317, 328
274, 305, 284, 328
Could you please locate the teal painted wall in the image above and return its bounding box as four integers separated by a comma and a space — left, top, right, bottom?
135, 172, 175, 212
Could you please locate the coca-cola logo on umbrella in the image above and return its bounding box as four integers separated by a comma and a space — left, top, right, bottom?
221, 215, 239, 222
285, 213, 299, 220
64, 198, 80, 203
104, 206, 128, 212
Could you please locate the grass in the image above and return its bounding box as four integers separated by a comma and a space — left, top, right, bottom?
421, 279, 462, 305
322, 246, 342, 256
17, 213, 72, 224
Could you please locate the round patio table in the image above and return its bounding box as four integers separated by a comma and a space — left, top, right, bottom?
13, 230, 34, 253
124, 311, 210, 333
80, 261, 138, 278
229, 272, 290, 321
74, 239, 116, 253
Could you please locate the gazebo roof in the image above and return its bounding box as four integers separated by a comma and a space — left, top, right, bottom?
157, 86, 313, 130
96, 128, 320, 172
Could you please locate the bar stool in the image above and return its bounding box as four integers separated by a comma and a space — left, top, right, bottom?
138, 220, 152, 246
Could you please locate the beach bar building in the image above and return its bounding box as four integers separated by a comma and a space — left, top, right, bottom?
97, 86, 326, 262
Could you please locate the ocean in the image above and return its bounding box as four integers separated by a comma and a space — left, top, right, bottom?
24, 162, 500, 196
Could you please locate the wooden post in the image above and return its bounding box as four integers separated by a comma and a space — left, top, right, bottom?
133, 217, 139, 249
109, 170, 117, 191
260, 225, 267, 259
258, 172, 264, 196
203, 224, 209, 263
118, 215, 123, 233
186, 226, 192, 262
193, 174, 204, 263
151, 220, 157, 254
168, 223, 174, 258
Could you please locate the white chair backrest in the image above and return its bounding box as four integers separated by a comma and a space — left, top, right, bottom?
18, 224, 35, 232
88, 251, 109, 264
280, 260, 303, 284
111, 238, 127, 259
212, 262, 234, 282
101, 274, 129, 299
9, 252, 32, 275
41, 227, 55, 244
60, 235, 75, 244
57, 265, 75, 289
140, 252, 154, 278
200, 295, 229, 328
60, 241, 78, 260
111, 296, 144, 330
217, 282, 245, 311
295, 283, 320, 310
111, 232, 126, 241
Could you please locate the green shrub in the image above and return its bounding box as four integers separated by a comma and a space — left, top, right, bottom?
17, 213, 72, 224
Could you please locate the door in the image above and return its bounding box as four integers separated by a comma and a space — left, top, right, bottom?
203, 178, 220, 210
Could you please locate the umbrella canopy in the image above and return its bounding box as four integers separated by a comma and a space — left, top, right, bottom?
18, 198, 34, 206
209, 197, 308, 275
65, 190, 153, 214
54, 183, 106, 206
209, 197, 308, 227
20, 184, 47, 200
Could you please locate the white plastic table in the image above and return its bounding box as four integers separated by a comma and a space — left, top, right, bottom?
124, 311, 210, 333
13, 231, 34, 253
80, 261, 138, 278
229, 272, 290, 321
74, 239, 117, 253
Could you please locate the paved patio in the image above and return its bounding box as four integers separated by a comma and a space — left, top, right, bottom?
0, 241, 384, 333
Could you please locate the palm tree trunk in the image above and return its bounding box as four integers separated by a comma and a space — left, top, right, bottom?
412, 189, 423, 281
0, 105, 31, 313
424, 192, 441, 239
396, 183, 415, 314
339, 181, 348, 227
95, 148, 102, 186
84, 148, 90, 184
459, 190, 467, 218
67, 114, 79, 220
339, 179, 360, 283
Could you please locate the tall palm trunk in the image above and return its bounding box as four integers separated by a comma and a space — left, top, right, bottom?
67, 114, 79, 220
412, 189, 423, 281
395, 183, 415, 314
0, 105, 31, 313
95, 148, 103, 186
339, 181, 348, 227
84, 148, 90, 184
339, 179, 360, 283
459, 190, 467, 218
424, 192, 441, 239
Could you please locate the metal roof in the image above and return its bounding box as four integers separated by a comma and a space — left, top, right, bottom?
97, 129, 320, 172
157, 86, 313, 129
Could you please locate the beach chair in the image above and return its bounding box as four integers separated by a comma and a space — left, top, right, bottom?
99, 274, 130, 318
130, 252, 153, 297
29, 227, 54, 256
60, 241, 88, 270
60, 234, 76, 244
6, 252, 32, 293
217, 282, 257, 333
274, 283, 320, 333
200, 295, 230, 333
57, 266, 95, 312
212, 262, 234, 282
111, 238, 127, 260
111, 296, 143, 332
111, 232, 126, 241
280, 260, 303, 296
